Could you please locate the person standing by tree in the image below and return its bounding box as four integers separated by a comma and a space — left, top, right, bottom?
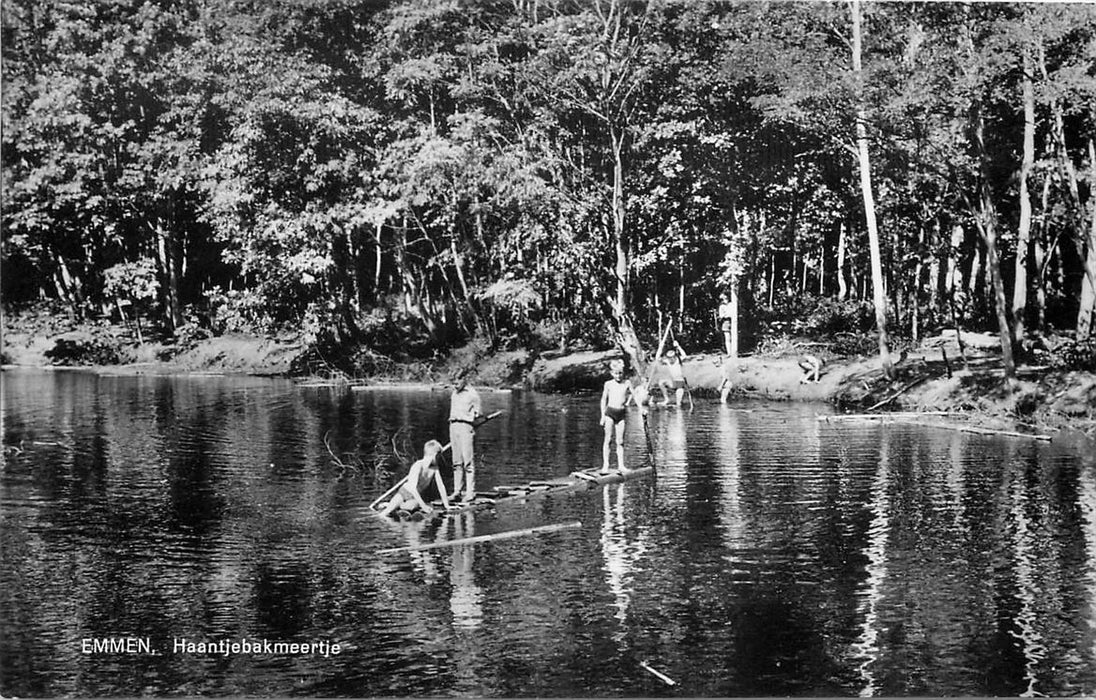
449, 368, 482, 503
717, 293, 735, 355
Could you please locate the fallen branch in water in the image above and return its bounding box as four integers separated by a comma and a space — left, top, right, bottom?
376, 520, 581, 555
865, 376, 928, 412
323, 430, 363, 476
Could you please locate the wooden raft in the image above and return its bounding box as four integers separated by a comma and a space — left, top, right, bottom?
370, 465, 656, 516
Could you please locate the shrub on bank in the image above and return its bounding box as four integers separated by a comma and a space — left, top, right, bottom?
43, 329, 130, 366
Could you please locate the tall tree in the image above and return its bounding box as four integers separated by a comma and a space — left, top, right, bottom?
850, 0, 893, 378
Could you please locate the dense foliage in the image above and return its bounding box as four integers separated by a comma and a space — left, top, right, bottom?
4, 0, 1095, 374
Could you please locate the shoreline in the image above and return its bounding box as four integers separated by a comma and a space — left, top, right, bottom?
3, 323, 1094, 444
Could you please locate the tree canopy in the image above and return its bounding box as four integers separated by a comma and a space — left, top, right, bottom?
4, 0, 1095, 374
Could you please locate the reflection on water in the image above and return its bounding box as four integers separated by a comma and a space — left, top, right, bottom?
2, 370, 1095, 697
447, 512, 483, 631
852, 426, 888, 698
600, 483, 648, 646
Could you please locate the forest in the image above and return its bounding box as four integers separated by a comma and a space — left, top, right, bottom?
3, 0, 1095, 379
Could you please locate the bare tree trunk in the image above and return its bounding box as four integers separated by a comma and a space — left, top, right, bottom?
729, 278, 740, 358
53, 258, 80, 320
374, 222, 383, 298
154, 219, 183, 333
837, 221, 848, 300
946, 224, 963, 297
851, 0, 893, 379
972, 107, 1017, 380
1012, 50, 1035, 346
967, 239, 983, 299
767, 253, 775, 306
396, 217, 439, 339
1076, 137, 1096, 338
1039, 39, 1085, 254
609, 125, 644, 371
1033, 170, 1051, 330
929, 218, 943, 316
912, 225, 924, 342
449, 236, 482, 336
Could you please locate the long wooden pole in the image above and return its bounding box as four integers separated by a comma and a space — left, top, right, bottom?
376, 520, 582, 555
368, 410, 503, 510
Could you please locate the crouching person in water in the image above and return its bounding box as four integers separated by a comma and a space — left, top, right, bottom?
600, 359, 634, 474
380, 440, 451, 518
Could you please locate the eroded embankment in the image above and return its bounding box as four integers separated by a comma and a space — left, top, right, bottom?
5, 314, 1094, 440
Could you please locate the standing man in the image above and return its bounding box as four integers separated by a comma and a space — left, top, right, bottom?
449, 368, 482, 503
717, 292, 735, 356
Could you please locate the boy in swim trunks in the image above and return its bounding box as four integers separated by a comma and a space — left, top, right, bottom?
379, 440, 451, 518
600, 359, 634, 474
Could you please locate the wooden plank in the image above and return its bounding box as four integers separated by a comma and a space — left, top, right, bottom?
377, 520, 583, 555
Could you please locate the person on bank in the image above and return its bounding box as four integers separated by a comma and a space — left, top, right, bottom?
658, 342, 689, 407
717, 292, 734, 356
600, 359, 634, 474
379, 440, 451, 518
799, 354, 823, 383
449, 368, 482, 502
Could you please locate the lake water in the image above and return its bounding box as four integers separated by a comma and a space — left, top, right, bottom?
2, 369, 1095, 697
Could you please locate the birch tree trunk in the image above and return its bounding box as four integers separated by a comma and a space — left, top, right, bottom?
1076, 137, 1096, 338
851, 0, 893, 379
1033, 170, 1052, 330
154, 218, 183, 333
609, 124, 645, 372
730, 278, 740, 358
837, 221, 848, 300
1012, 49, 1035, 346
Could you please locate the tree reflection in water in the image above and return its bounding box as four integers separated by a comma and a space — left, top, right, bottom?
599, 482, 649, 649
852, 425, 889, 698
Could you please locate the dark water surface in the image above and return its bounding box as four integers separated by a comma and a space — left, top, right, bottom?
2, 369, 1094, 697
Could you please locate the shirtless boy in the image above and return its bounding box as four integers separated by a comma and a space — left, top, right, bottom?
600, 359, 634, 474
379, 440, 451, 518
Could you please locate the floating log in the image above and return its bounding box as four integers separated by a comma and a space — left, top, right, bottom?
819, 412, 951, 421
376, 520, 582, 555
640, 661, 677, 686
821, 414, 1053, 441
954, 425, 1053, 441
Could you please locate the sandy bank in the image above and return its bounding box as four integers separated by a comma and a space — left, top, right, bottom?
4, 318, 1094, 440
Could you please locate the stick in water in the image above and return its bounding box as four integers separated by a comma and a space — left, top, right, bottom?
377, 520, 581, 555
640, 661, 676, 686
